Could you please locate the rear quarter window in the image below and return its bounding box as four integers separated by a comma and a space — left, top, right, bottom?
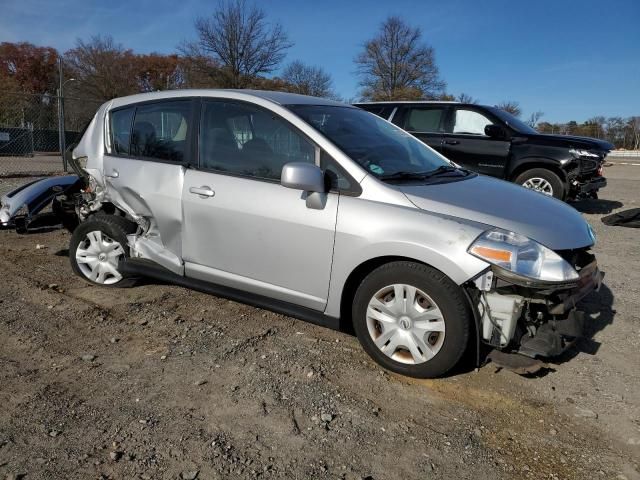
109, 107, 135, 155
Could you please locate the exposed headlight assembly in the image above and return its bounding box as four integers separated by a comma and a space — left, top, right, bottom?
469, 229, 579, 283
569, 148, 600, 158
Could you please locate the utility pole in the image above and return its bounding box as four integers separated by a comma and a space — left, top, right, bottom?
57, 57, 68, 172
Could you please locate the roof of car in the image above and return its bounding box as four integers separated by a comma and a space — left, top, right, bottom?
108, 89, 348, 109
353, 101, 461, 105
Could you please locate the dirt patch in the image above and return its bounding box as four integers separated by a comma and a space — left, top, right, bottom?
0, 166, 639, 480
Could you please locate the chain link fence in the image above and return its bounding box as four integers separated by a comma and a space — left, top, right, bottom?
0, 92, 102, 176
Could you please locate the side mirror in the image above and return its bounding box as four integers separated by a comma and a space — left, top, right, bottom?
485, 124, 507, 139
281, 162, 325, 193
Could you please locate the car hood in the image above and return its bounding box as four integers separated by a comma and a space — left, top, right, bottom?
521, 133, 614, 151
400, 175, 594, 251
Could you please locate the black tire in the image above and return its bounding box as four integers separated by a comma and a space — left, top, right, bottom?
515, 168, 565, 200
69, 214, 138, 288
352, 261, 471, 378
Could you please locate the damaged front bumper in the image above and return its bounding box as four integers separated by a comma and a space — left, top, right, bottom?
570, 175, 607, 199
470, 255, 603, 360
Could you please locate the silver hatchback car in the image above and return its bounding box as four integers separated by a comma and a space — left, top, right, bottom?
66, 89, 602, 378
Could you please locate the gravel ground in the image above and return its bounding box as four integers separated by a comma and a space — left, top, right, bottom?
0, 154, 64, 177
0, 164, 638, 480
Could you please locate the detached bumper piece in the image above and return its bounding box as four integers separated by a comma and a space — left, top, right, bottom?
0, 175, 80, 229
518, 310, 584, 358
486, 350, 550, 375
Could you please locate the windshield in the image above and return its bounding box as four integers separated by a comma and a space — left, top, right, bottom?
288, 105, 450, 178
488, 107, 538, 134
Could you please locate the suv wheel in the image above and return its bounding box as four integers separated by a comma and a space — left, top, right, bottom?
69, 215, 137, 287
515, 168, 565, 200
352, 261, 471, 378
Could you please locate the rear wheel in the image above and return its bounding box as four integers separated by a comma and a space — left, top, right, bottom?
515, 168, 565, 200
69, 215, 137, 287
352, 261, 471, 378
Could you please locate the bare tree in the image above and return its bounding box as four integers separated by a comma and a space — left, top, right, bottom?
281, 60, 337, 98
629, 116, 640, 150
64, 35, 140, 101
496, 101, 522, 117
526, 111, 544, 128
136, 53, 184, 92
355, 16, 445, 101
185, 0, 292, 88
456, 93, 478, 104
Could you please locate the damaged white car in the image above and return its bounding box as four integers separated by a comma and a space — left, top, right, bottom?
19, 90, 604, 378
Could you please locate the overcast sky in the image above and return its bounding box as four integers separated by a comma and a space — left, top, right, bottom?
1, 0, 638, 122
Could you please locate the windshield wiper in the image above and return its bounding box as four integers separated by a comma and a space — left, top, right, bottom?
380, 165, 461, 181
425, 165, 461, 177
379, 170, 433, 181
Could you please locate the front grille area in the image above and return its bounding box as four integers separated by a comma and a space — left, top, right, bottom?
579, 158, 600, 174
556, 247, 595, 272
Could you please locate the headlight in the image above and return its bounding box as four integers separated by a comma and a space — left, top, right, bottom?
569, 148, 600, 158
468, 229, 579, 283
587, 223, 596, 246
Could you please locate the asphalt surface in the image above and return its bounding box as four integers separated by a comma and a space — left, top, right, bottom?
0, 163, 638, 480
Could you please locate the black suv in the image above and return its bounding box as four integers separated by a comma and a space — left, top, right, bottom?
355, 102, 610, 200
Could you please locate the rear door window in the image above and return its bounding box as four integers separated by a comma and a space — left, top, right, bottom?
199, 100, 315, 181
130, 100, 192, 162
402, 107, 446, 133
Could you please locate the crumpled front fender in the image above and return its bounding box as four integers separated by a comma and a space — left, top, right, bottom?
0, 175, 79, 227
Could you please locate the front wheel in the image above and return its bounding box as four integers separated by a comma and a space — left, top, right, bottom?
515, 168, 565, 200
352, 261, 471, 378
69, 215, 137, 287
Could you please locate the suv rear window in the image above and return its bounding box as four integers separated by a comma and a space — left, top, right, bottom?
130, 101, 191, 162
403, 107, 446, 132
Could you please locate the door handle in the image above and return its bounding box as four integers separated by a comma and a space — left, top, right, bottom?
189, 186, 215, 198
105, 169, 119, 178
444, 139, 460, 145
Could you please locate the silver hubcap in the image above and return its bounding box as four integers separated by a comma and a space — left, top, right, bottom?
75, 230, 125, 285
366, 284, 446, 365
522, 177, 553, 196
